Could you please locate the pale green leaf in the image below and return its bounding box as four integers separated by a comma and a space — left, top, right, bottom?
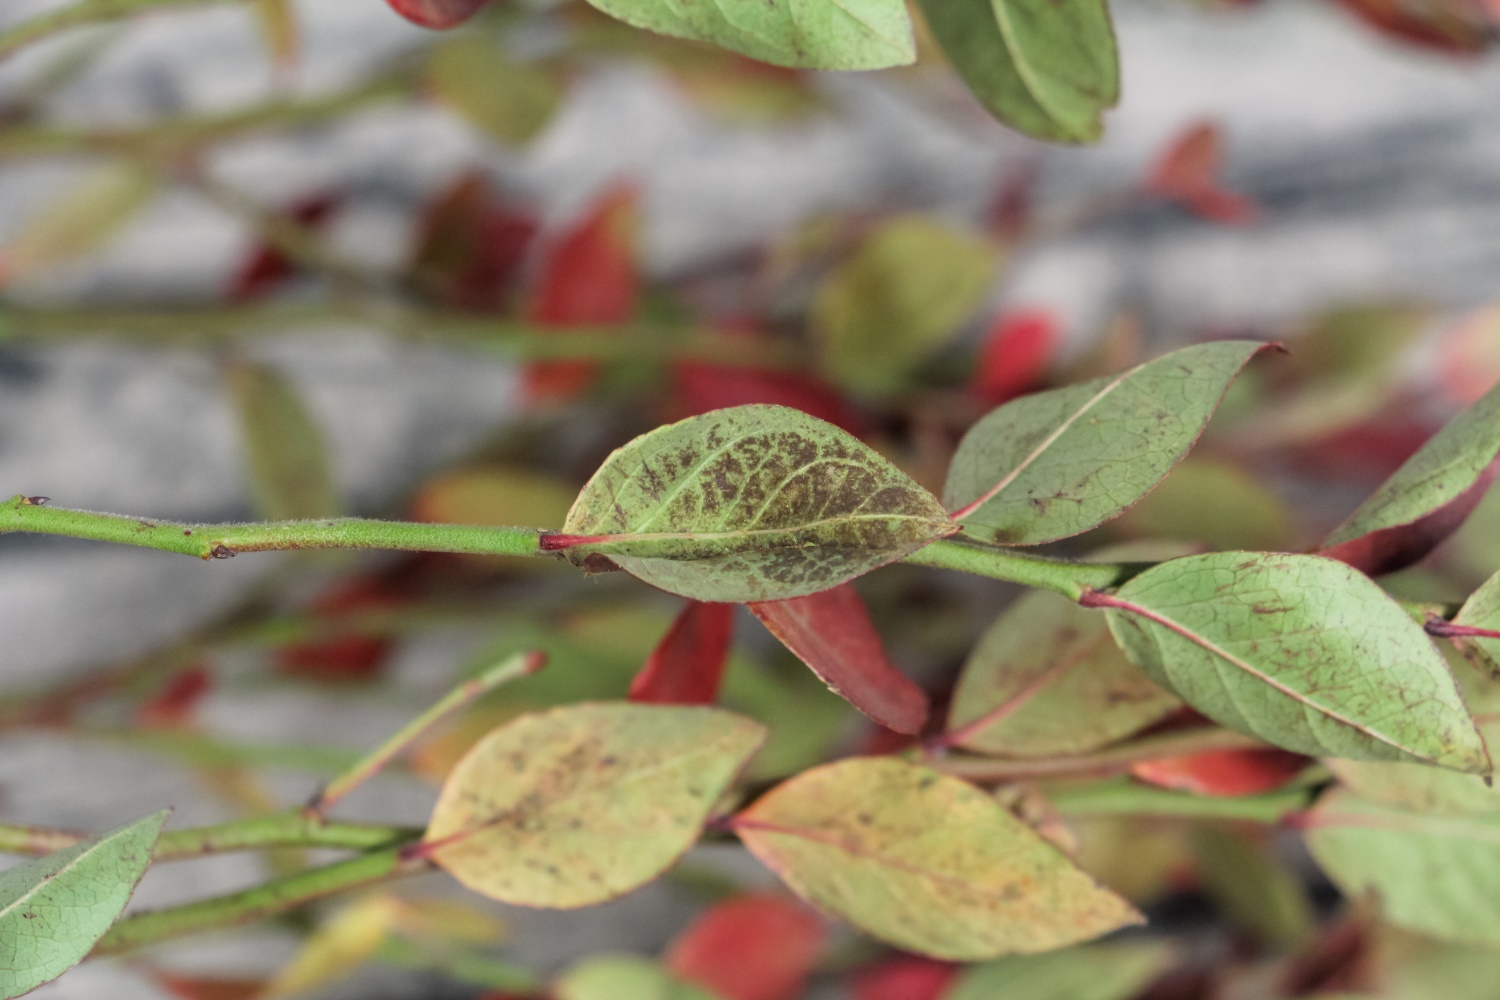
228, 360, 339, 522
947, 589, 1179, 756
946, 341, 1271, 545
734, 757, 1141, 960
426, 703, 766, 908
0, 810, 167, 999
1306, 788, 1500, 946
2, 164, 155, 280
583, 0, 915, 70
1321, 380, 1500, 551
560, 404, 956, 603
1102, 552, 1489, 771
944, 940, 1175, 1000
1192, 827, 1312, 947
263, 894, 402, 999
555, 954, 722, 1000
428, 36, 559, 145
917, 0, 1118, 142
1454, 568, 1500, 675
812, 215, 997, 394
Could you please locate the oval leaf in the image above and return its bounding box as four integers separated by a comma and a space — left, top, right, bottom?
732, 757, 1141, 960
945, 341, 1272, 545
946, 589, 1179, 756
1319, 381, 1500, 575
582, 0, 915, 70
0, 810, 167, 999
916, 0, 1118, 143
556, 955, 722, 1000
665, 893, 825, 1000
425, 703, 766, 908
1130, 748, 1310, 798
228, 360, 338, 522
944, 941, 1175, 1000
1097, 552, 1489, 771
812, 215, 997, 395
1305, 788, 1500, 946
558, 405, 957, 603
749, 584, 929, 734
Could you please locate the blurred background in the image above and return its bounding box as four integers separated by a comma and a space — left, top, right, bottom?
1, 0, 1499, 996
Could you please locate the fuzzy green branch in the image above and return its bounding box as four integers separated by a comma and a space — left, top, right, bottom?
903, 535, 1146, 600
92, 845, 428, 955
0, 0, 243, 61
0, 809, 420, 860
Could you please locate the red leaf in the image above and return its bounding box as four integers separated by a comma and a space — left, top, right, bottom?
137, 665, 213, 729
226, 194, 339, 301
850, 956, 957, 1000
408, 171, 537, 312
672, 361, 866, 436
1145, 121, 1258, 225
983, 162, 1038, 244
665, 893, 826, 1000
749, 585, 929, 735
275, 578, 403, 683
1330, 0, 1489, 54
629, 600, 735, 705
524, 183, 640, 402
970, 309, 1057, 407
1318, 457, 1500, 576
387, 0, 490, 29
1131, 747, 1310, 797
155, 974, 266, 1000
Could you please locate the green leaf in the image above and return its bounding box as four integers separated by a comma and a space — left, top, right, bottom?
0, 810, 168, 999
916, 0, 1118, 142
1454, 568, 1500, 674
228, 360, 339, 521
1320, 381, 1500, 554
946, 589, 1179, 756
1306, 788, 1500, 946
812, 215, 997, 395
559, 404, 957, 603
582, 0, 915, 70
1099, 552, 1489, 771
944, 940, 1175, 1000
945, 341, 1272, 545
1191, 827, 1312, 947
733, 757, 1141, 960
428, 36, 559, 145
554, 954, 723, 1000
425, 703, 766, 908
1112, 458, 1294, 552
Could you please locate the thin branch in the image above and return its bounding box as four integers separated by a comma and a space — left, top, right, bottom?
902, 535, 1145, 600
0, 0, 242, 61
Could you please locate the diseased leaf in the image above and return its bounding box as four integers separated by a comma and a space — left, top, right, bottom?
665, 893, 825, 1000
1319, 381, 1500, 575
749, 584, 928, 734
1, 164, 155, 281
916, 0, 1118, 142
946, 589, 1179, 756
1130, 747, 1310, 797
733, 757, 1141, 960
228, 360, 339, 522
1453, 569, 1500, 674
582, 0, 915, 70
0, 810, 167, 999
630, 601, 735, 705
263, 895, 401, 999
425, 703, 765, 908
555, 955, 723, 1000
946, 341, 1272, 545
428, 35, 560, 145
1306, 788, 1500, 946
1098, 552, 1489, 771
558, 404, 957, 603
813, 216, 997, 395
943, 941, 1175, 1000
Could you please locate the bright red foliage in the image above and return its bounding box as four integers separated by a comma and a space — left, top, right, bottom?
629, 600, 735, 705
665, 893, 827, 1000
850, 956, 957, 1000
970, 309, 1057, 407
386, 0, 490, 30
1132, 747, 1310, 797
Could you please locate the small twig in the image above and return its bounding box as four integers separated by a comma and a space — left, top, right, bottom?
0, 0, 242, 61
306, 650, 546, 817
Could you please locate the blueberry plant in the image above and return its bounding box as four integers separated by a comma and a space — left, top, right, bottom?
2, 1, 1500, 999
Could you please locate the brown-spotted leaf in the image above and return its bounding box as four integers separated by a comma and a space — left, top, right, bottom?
946, 589, 1178, 756
425, 702, 765, 908
732, 757, 1141, 960
1319, 380, 1500, 575
558, 405, 957, 603
945, 340, 1273, 545
749, 584, 928, 735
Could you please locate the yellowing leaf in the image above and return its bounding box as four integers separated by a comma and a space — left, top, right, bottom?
733, 757, 1140, 960
426, 702, 766, 908
263, 895, 402, 998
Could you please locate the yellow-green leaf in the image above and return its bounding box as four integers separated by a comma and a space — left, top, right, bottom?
555, 954, 723, 1000
228, 359, 339, 521
428, 35, 560, 145
2, 164, 155, 281
263, 894, 402, 999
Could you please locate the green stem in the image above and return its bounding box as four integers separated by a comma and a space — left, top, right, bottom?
902, 536, 1144, 601
309, 650, 546, 815
0, 0, 241, 60
92, 846, 428, 955
926, 727, 1268, 783
0, 810, 419, 860
0, 495, 548, 559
